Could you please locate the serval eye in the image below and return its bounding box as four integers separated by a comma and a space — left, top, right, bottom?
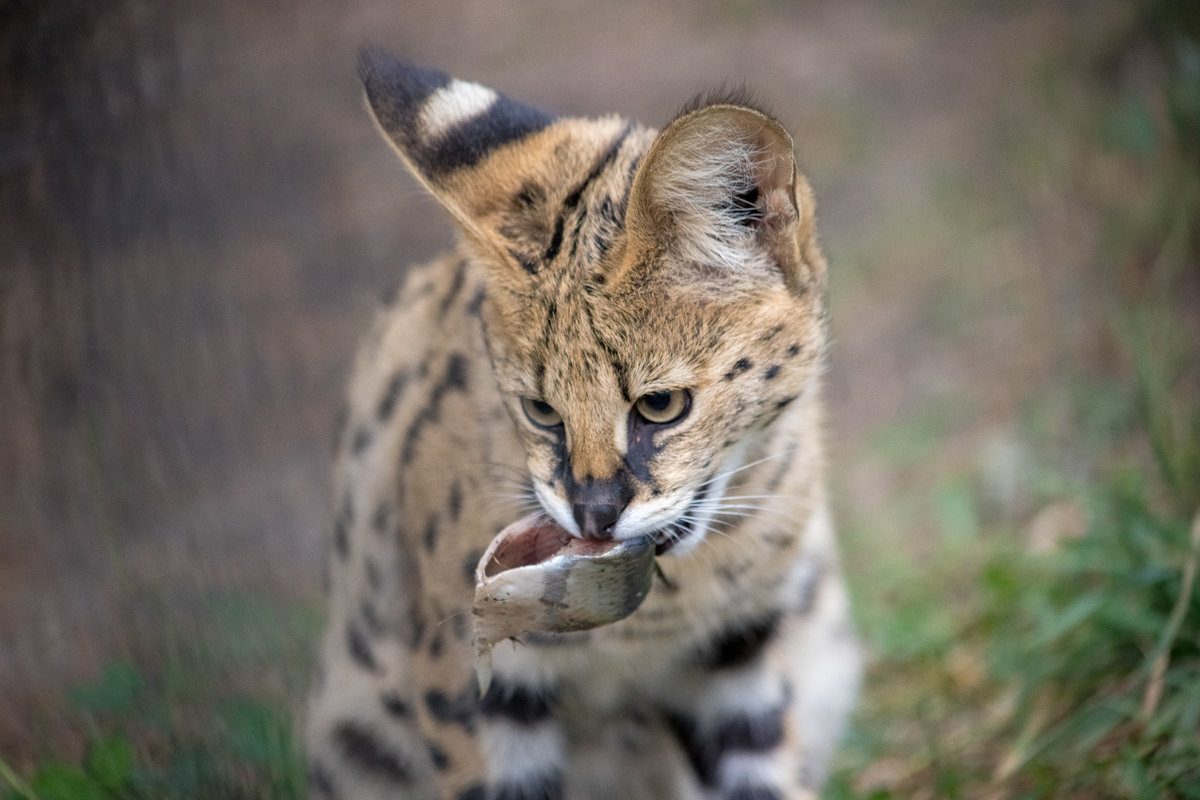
521, 397, 563, 428
634, 389, 691, 425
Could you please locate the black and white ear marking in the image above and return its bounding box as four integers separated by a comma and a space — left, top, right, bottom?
358, 48, 555, 178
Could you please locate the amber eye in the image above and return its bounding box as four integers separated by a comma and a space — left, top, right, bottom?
521, 397, 563, 428
634, 389, 691, 425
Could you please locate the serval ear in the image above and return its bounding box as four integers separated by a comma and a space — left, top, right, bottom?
621, 102, 825, 296
359, 49, 564, 277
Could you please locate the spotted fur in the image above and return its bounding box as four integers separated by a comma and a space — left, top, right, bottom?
306, 51, 861, 800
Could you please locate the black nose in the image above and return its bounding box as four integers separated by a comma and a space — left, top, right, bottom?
573, 503, 621, 540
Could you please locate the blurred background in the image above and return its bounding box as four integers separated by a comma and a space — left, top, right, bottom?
2, 0, 1197, 797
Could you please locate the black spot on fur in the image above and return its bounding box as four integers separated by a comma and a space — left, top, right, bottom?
697, 611, 782, 670
410, 607, 427, 648
480, 680, 555, 726
724, 357, 753, 381
428, 628, 444, 659
763, 364, 781, 380
381, 691, 412, 719
423, 518, 439, 553
307, 762, 337, 798
377, 370, 409, 421
715, 707, 786, 753
448, 482, 463, 521
457, 785, 486, 800
664, 712, 717, 786
333, 494, 354, 560
334, 721, 412, 783
543, 216, 565, 263
347, 621, 378, 672
509, 248, 540, 274
515, 182, 545, 208
444, 353, 468, 389
351, 427, 372, 455
333, 519, 349, 561
427, 739, 451, 771
759, 324, 784, 342
785, 343, 801, 358
665, 706, 786, 787
775, 396, 796, 410
463, 548, 484, 585
439, 259, 468, 317
401, 354, 471, 464
467, 286, 487, 316
424, 683, 479, 733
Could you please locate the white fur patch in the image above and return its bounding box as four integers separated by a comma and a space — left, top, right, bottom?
482, 720, 565, 783
697, 665, 788, 724
614, 489, 691, 540
533, 478, 580, 536
718, 753, 787, 794
621, 436, 754, 554
419, 80, 499, 140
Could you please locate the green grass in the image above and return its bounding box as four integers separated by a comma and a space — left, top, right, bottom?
830, 5, 1200, 798
0, 594, 321, 800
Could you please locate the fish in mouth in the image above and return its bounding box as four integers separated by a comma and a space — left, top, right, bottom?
471, 479, 720, 687
472, 513, 655, 690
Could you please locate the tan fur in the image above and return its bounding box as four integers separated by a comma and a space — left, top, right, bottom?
307, 57, 860, 800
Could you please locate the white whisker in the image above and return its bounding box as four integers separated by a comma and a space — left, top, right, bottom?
696, 450, 788, 490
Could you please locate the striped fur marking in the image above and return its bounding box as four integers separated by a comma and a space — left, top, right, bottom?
479, 680, 556, 726
360, 50, 554, 175
334, 721, 413, 784
697, 610, 783, 670
665, 706, 786, 787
